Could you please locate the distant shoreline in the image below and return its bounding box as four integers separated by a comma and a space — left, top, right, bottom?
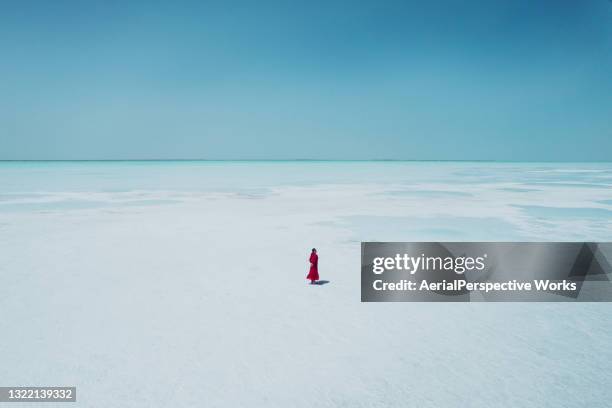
1, 159, 611, 164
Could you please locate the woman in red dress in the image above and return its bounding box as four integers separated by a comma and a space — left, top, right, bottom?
307, 248, 319, 284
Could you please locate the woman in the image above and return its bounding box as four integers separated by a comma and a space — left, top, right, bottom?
307, 248, 319, 284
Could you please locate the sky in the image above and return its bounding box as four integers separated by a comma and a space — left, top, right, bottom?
0, 0, 611, 161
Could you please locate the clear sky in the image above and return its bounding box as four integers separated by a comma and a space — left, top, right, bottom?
1, 0, 611, 161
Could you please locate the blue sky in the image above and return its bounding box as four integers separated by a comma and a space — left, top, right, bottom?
1, 0, 611, 160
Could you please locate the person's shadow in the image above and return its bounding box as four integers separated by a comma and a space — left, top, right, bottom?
314, 280, 330, 285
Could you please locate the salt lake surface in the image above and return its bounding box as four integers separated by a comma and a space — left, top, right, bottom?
1, 161, 611, 407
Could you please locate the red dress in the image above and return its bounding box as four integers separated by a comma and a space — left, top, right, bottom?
307, 252, 319, 281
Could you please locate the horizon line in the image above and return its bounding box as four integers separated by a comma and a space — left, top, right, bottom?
1, 159, 611, 164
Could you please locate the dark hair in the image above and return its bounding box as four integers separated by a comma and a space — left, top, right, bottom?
312, 248, 316, 252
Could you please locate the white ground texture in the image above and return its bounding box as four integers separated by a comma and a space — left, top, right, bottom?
1, 162, 612, 407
